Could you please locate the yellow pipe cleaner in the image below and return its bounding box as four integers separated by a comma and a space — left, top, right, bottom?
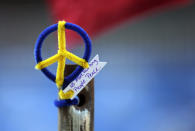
35, 21, 89, 99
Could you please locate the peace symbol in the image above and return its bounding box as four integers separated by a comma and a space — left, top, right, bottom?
34, 21, 92, 90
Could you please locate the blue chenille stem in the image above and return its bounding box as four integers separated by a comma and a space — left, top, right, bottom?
54, 96, 79, 107
34, 24, 57, 82
34, 22, 92, 89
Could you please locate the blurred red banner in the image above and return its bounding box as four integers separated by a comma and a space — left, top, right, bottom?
47, 0, 190, 46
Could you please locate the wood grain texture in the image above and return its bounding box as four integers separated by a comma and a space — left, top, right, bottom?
58, 65, 94, 131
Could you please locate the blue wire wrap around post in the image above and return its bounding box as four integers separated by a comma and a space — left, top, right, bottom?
54, 96, 79, 107
34, 22, 92, 90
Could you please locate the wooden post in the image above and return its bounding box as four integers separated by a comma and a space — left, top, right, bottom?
58, 65, 94, 131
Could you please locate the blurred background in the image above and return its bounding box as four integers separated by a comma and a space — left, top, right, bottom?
0, 0, 195, 131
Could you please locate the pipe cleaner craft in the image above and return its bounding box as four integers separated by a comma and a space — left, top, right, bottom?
34, 21, 92, 105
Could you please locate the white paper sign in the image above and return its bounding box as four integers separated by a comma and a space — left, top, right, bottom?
63, 54, 107, 99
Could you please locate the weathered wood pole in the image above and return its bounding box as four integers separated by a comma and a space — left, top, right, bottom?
58, 65, 94, 131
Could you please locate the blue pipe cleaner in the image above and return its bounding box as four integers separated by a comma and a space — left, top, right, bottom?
54, 96, 79, 107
